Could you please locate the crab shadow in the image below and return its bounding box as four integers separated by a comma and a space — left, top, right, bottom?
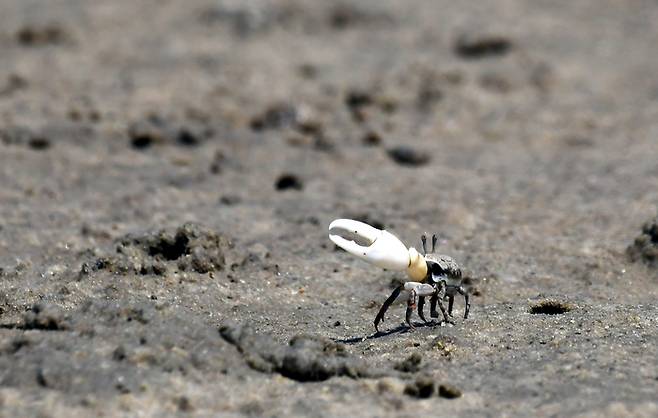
334, 320, 442, 345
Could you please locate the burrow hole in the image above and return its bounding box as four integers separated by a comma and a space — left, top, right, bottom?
529, 300, 572, 315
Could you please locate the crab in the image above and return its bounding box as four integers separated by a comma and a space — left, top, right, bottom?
328, 219, 469, 332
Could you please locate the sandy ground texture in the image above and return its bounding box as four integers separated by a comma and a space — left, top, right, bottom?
1, 0, 658, 416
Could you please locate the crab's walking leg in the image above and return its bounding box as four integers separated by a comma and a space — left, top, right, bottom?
374, 286, 402, 332
431, 282, 453, 324
403, 283, 435, 329
459, 287, 470, 319
405, 289, 418, 330
436, 297, 453, 324
417, 296, 428, 323
430, 294, 439, 319
448, 295, 455, 317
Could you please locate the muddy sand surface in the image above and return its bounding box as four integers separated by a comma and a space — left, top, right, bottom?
1, 0, 658, 416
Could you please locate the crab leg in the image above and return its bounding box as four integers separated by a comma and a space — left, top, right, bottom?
405, 290, 417, 330
430, 294, 439, 318
417, 296, 427, 322
404, 282, 434, 329
459, 287, 470, 319
374, 285, 402, 332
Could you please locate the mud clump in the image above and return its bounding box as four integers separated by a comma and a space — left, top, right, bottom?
177, 396, 194, 413
21, 303, 70, 331
16, 24, 68, 46
345, 89, 373, 112
27, 137, 51, 150
0, 126, 51, 151
387, 146, 431, 167
250, 103, 332, 152
627, 216, 658, 267
328, 3, 392, 30
88, 223, 230, 276
529, 300, 571, 315
438, 383, 462, 399
404, 376, 462, 399
394, 353, 422, 373
219, 323, 381, 382
128, 115, 213, 150
404, 376, 436, 399
250, 103, 298, 131
454, 33, 512, 59
362, 130, 382, 146
219, 194, 242, 205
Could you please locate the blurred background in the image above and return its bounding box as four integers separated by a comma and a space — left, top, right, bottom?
2, 0, 657, 278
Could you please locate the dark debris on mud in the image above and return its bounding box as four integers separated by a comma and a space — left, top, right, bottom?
1, 123, 97, 150
327, 3, 393, 30
250, 102, 333, 153
454, 32, 513, 59
1, 126, 51, 151
387, 146, 431, 167
83, 223, 231, 276
219, 322, 384, 382
249, 103, 298, 131
128, 115, 214, 150
627, 215, 658, 267
198, 1, 392, 38
15, 23, 69, 47
394, 353, 423, 373
404, 375, 436, 399
403, 375, 462, 400
20, 303, 71, 331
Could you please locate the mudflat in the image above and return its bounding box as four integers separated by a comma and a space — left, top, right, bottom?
1, 1, 657, 416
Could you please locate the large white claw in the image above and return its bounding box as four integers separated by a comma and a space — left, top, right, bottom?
328, 219, 411, 271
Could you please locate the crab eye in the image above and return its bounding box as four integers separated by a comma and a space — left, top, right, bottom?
430, 264, 444, 276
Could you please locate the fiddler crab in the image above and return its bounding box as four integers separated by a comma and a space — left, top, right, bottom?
329, 219, 470, 332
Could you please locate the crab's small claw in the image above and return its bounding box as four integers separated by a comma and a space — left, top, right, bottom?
329, 219, 410, 270
328, 219, 428, 281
